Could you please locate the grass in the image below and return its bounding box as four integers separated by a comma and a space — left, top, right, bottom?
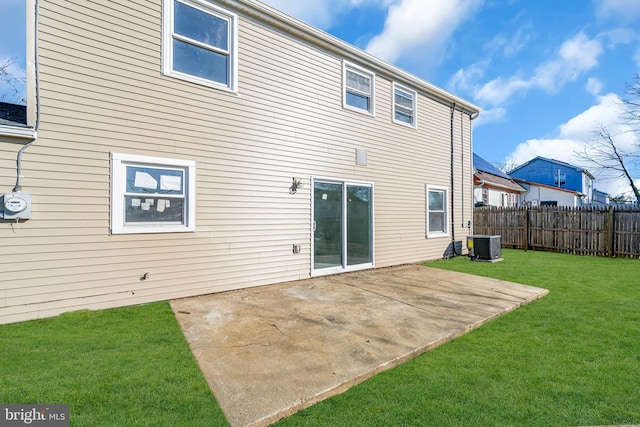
2, 249, 639, 426
0, 302, 227, 426
277, 249, 640, 426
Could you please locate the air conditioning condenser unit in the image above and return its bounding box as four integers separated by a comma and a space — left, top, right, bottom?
467, 235, 502, 262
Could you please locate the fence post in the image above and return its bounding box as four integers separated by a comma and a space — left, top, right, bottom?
608, 205, 615, 257
523, 207, 529, 251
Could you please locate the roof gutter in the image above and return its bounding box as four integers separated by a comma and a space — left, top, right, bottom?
221, 0, 481, 116
476, 179, 527, 192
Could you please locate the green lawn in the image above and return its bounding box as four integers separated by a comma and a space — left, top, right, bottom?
2, 250, 639, 426
0, 302, 227, 426
278, 249, 640, 426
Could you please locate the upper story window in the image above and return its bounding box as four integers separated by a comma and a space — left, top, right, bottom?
554, 172, 566, 187
111, 153, 196, 234
162, 0, 237, 92
343, 62, 375, 115
393, 83, 417, 127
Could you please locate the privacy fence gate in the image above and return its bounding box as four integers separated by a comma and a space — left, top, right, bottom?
473, 206, 640, 258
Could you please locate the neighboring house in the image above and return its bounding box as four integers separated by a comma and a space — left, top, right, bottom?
473, 153, 526, 207
593, 189, 610, 205
513, 178, 583, 207
509, 156, 595, 204
0, 0, 480, 324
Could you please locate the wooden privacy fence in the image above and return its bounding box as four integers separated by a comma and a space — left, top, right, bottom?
473, 206, 640, 258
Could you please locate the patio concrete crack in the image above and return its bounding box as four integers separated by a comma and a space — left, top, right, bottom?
343, 282, 447, 317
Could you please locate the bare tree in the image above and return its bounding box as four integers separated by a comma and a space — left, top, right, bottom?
622, 73, 640, 132
0, 57, 26, 105
576, 125, 640, 204
575, 76, 640, 204
494, 159, 521, 174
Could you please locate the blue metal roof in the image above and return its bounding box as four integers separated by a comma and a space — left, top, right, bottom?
473, 153, 511, 180
510, 156, 594, 179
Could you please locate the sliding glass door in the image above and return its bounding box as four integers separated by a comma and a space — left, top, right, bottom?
313, 179, 373, 275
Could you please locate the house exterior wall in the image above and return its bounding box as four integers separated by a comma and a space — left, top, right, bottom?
474, 186, 518, 207
0, 0, 477, 324
510, 158, 592, 201
520, 184, 579, 207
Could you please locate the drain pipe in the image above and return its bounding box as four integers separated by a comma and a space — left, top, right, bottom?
460, 108, 465, 229
450, 106, 480, 256
13, 0, 40, 193
449, 103, 461, 256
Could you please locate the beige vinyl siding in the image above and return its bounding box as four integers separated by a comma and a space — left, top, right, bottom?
0, 0, 477, 324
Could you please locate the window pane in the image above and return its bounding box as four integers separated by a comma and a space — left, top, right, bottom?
126, 166, 184, 195
173, 39, 229, 84
429, 190, 444, 211
314, 182, 343, 269
347, 185, 372, 266
429, 212, 444, 232
395, 90, 413, 109
174, 0, 228, 50
346, 91, 370, 111
125, 196, 184, 223
346, 70, 370, 93
395, 110, 413, 124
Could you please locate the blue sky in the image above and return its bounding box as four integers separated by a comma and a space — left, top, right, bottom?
1, 0, 639, 197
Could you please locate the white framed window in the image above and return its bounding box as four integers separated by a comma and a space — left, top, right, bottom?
111, 153, 196, 234
162, 0, 238, 92
426, 185, 449, 238
393, 83, 417, 127
343, 62, 375, 115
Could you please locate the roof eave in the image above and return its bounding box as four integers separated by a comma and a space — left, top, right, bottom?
221, 0, 481, 115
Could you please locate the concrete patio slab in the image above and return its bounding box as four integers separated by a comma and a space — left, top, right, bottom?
171, 264, 548, 427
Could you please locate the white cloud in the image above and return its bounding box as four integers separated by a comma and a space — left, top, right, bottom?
474, 75, 529, 106
506, 93, 638, 197
447, 61, 488, 93
474, 32, 604, 107
557, 93, 623, 140
535, 33, 603, 90
595, 0, 640, 23
586, 77, 604, 96
365, 0, 484, 64
473, 107, 506, 128
484, 26, 532, 58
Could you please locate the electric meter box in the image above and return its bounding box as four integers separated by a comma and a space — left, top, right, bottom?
3, 192, 32, 220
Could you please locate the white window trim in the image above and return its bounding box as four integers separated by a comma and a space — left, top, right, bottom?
162, 0, 238, 92
111, 153, 196, 234
426, 185, 449, 238
392, 83, 417, 128
342, 61, 375, 116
